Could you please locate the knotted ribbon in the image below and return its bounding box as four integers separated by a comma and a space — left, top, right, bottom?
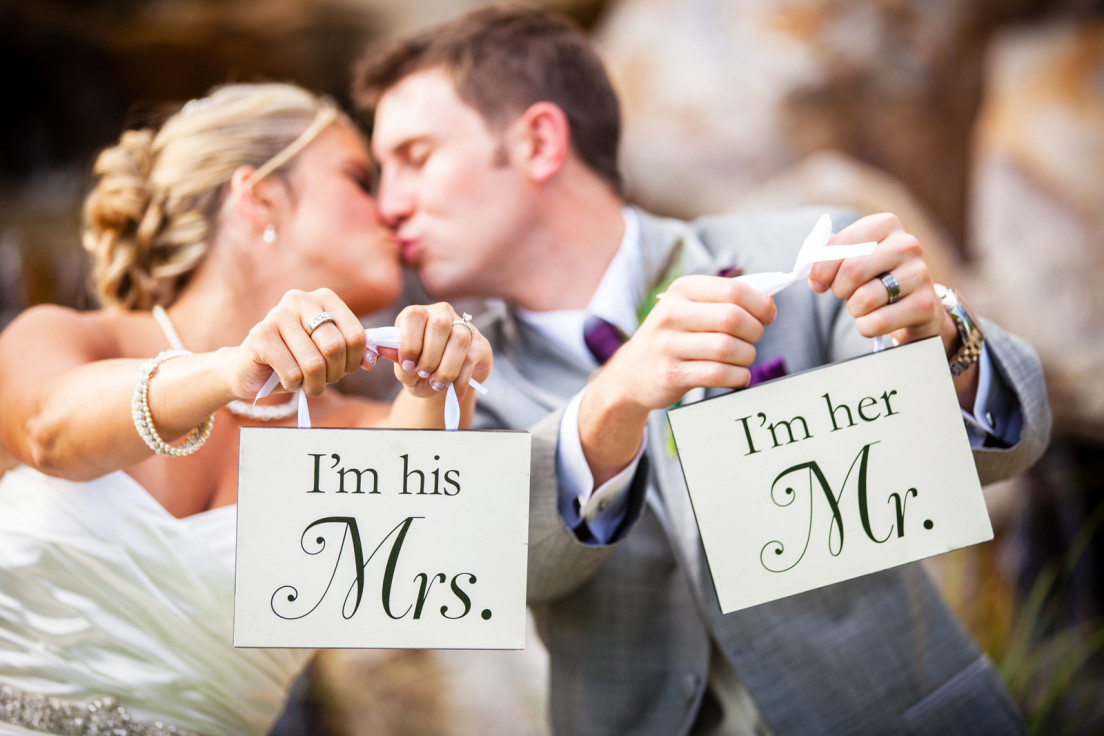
658, 213, 886, 352
590, 214, 875, 377
732, 213, 877, 296
733, 214, 897, 352
252, 326, 487, 430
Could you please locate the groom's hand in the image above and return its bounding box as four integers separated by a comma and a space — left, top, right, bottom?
603, 275, 776, 411
578, 275, 775, 484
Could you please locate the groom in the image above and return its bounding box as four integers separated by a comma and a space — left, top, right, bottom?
354, 6, 1050, 734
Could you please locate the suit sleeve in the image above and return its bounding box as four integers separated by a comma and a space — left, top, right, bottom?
824, 287, 1051, 485
968, 319, 1051, 483
523, 403, 650, 603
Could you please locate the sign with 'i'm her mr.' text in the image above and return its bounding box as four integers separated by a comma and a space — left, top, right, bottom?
667, 337, 991, 614
234, 428, 530, 649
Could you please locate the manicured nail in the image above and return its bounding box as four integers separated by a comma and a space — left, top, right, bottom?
418, 369, 432, 379
431, 381, 445, 392
364, 351, 377, 367
402, 360, 416, 371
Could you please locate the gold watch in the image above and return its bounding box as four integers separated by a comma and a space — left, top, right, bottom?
934, 283, 984, 377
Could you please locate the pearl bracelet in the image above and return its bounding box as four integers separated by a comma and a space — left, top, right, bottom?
131, 349, 214, 457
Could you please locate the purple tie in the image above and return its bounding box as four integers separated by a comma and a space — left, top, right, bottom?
583, 315, 627, 365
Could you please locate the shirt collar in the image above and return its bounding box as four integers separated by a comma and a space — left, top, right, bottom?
586, 207, 642, 338
515, 207, 641, 366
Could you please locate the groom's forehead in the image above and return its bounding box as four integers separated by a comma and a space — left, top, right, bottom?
373, 72, 496, 154
378, 69, 465, 121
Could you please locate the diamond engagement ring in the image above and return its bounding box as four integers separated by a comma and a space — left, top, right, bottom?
450, 312, 475, 341
306, 311, 336, 335
877, 272, 901, 305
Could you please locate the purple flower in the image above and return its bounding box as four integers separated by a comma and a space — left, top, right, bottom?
747, 356, 787, 386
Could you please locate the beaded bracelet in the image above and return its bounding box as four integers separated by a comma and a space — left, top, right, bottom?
131, 349, 214, 457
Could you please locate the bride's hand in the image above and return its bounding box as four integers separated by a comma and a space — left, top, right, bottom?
391, 303, 492, 401
229, 288, 370, 398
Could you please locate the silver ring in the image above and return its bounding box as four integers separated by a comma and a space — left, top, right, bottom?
306, 311, 336, 335
878, 272, 901, 305
450, 312, 475, 341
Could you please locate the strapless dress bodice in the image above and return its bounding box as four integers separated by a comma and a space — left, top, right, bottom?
0, 465, 310, 735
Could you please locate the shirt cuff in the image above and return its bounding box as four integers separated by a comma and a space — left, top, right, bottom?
556, 388, 645, 544
961, 343, 1023, 448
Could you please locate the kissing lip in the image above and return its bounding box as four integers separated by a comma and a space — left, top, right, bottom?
398, 238, 421, 266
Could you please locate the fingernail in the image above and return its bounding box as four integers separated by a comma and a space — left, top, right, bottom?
418, 369, 431, 379
431, 381, 445, 392
364, 351, 377, 367
402, 360, 416, 371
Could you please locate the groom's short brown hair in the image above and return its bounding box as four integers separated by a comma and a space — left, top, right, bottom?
352, 4, 623, 194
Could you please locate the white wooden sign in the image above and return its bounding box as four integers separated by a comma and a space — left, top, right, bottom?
667, 337, 991, 614
234, 428, 530, 649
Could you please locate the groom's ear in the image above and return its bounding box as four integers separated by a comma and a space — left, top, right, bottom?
513, 102, 570, 183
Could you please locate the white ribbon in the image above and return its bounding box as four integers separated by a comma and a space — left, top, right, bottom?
733, 213, 877, 296
659, 213, 889, 352
732, 214, 891, 353
253, 326, 487, 430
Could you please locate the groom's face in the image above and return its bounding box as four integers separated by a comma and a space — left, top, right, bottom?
372, 68, 535, 301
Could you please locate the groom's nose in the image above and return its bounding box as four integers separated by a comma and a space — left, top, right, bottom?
376, 170, 413, 229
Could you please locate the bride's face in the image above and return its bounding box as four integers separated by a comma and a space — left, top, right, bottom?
276, 123, 403, 315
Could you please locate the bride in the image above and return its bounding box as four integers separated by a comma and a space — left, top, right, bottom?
0, 82, 491, 735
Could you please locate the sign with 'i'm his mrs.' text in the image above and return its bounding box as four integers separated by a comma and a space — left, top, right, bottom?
234, 428, 530, 649
667, 337, 992, 614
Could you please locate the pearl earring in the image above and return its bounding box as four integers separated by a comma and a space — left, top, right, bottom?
262, 224, 277, 244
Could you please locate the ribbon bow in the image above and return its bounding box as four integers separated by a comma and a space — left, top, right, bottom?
733, 213, 877, 296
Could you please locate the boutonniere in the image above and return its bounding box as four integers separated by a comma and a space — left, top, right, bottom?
654, 259, 786, 457
747, 355, 787, 386
637, 245, 789, 457
638, 244, 746, 322
637, 238, 686, 326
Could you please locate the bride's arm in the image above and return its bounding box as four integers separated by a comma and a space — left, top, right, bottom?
0, 304, 238, 480
0, 289, 378, 481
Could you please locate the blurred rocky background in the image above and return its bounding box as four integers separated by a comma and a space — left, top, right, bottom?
2, 0, 1102, 734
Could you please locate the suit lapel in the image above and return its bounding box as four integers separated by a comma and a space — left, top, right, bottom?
645, 409, 708, 589
491, 307, 595, 410
633, 208, 721, 308
634, 210, 736, 598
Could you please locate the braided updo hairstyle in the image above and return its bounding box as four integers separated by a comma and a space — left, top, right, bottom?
82, 83, 344, 310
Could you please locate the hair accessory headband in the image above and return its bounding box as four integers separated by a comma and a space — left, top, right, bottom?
225, 105, 339, 208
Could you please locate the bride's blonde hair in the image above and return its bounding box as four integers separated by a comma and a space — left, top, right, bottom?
82, 82, 345, 310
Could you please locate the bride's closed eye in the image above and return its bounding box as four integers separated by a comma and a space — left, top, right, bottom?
352, 173, 373, 194
345, 164, 374, 195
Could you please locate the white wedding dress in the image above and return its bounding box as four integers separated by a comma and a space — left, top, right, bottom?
0, 465, 311, 735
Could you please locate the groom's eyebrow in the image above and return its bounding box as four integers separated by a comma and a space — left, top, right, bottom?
386, 135, 432, 160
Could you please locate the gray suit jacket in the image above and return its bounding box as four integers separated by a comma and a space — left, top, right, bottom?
474, 207, 1051, 736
